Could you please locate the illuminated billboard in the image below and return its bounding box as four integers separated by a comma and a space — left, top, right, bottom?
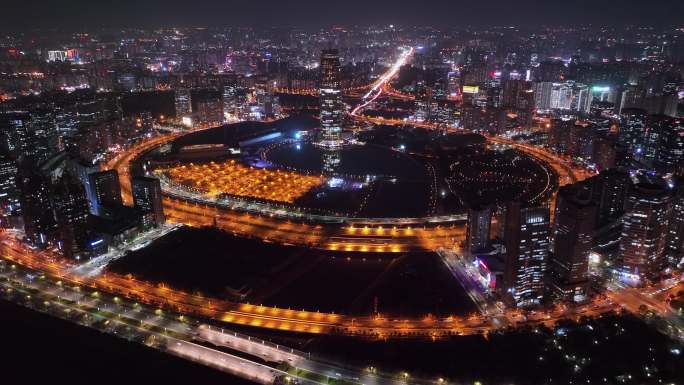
462, 85, 479, 94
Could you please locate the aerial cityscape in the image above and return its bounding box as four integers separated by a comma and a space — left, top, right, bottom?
1, 1, 684, 384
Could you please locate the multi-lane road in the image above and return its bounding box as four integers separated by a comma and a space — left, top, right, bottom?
1, 256, 442, 385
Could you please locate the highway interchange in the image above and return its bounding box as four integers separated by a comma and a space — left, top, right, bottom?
2, 45, 684, 384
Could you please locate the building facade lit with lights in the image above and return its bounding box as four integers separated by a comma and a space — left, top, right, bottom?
620, 182, 673, 282
504, 202, 550, 308
548, 185, 596, 303
318, 49, 343, 149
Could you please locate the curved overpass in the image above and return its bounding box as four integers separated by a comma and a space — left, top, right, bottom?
104, 130, 467, 253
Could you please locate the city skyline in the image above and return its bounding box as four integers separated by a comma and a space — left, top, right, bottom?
1, 8, 684, 385
3, 0, 684, 31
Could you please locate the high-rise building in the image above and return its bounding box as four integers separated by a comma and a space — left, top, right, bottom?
222, 85, 239, 121
619, 108, 648, 159
29, 106, 60, 163
654, 117, 684, 175
665, 180, 684, 267
620, 182, 673, 282
18, 158, 57, 246
592, 133, 618, 171
195, 97, 223, 126
0, 151, 21, 225
534, 81, 592, 113
131, 176, 165, 228
554, 81, 592, 113
619, 85, 647, 114
533, 82, 554, 110
174, 88, 192, 117
89, 170, 122, 215
319, 49, 343, 148
502, 80, 534, 110
503, 202, 550, 307
68, 158, 100, 215
47, 50, 68, 62
549, 185, 596, 303
52, 175, 91, 259
0, 111, 30, 159
466, 205, 492, 253
592, 169, 630, 226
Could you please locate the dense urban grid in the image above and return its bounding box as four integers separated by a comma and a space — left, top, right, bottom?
1, 22, 684, 385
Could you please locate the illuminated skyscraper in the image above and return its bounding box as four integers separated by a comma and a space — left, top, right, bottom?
666, 181, 684, 267
654, 117, 684, 175
318, 49, 343, 148
0, 151, 21, 224
549, 185, 596, 303
466, 205, 492, 253
0, 111, 30, 159
18, 158, 57, 247
620, 183, 673, 282
175, 88, 192, 117
503, 202, 550, 308
195, 96, 223, 126
89, 170, 122, 215
52, 175, 91, 259
222, 85, 238, 121
592, 169, 630, 226
619, 108, 648, 160
132, 176, 165, 228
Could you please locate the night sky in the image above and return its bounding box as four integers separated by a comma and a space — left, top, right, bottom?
4, 0, 684, 30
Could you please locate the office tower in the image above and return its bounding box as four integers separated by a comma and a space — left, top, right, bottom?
619, 85, 646, 114
414, 85, 432, 122
319, 49, 343, 148
592, 169, 630, 226
18, 158, 57, 246
175, 88, 192, 117
195, 97, 223, 126
462, 65, 488, 86
654, 117, 684, 175
68, 158, 100, 215
502, 80, 534, 110
549, 185, 597, 303
466, 205, 492, 253
666, 181, 684, 267
0, 111, 30, 159
322, 148, 341, 175
52, 175, 91, 259
0, 151, 21, 224
89, 170, 122, 214
552, 81, 593, 113
592, 133, 618, 171
132, 176, 165, 227
503, 202, 550, 308
533, 82, 554, 110
548, 119, 573, 155
620, 183, 673, 282
447, 71, 461, 97
619, 108, 648, 159
47, 50, 68, 62
534, 81, 592, 113
28, 107, 59, 163
222, 85, 238, 121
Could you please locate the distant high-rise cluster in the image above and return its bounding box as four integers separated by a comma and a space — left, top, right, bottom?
0, 24, 682, 314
